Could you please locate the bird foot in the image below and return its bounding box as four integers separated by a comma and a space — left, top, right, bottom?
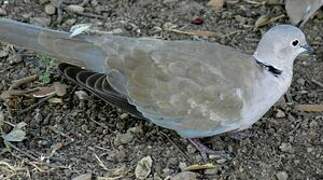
229, 130, 253, 140
187, 138, 231, 162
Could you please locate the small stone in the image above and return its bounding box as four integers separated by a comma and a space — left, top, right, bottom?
114, 150, 127, 162
75, 90, 89, 100
91, 0, 99, 6
296, 78, 305, 85
171, 172, 197, 180
127, 126, 143, 135
234, 15, 246, 24
45, 4, 56, 15
66, 5, 84, 14
276, 171, 288, 180
0, 8, 7, 16
153, 173, 163, 180
63, 18, 77, 26
39, 0, 49, 5
114, 132, 134, 145
48, 97, 63, 104
104, 165, 127, 178
53, 82, 67, 96
119, 113, 129, 120
108, 28, 124, 34
8, 54, 23, 65
0, 50, 9, 58
205, 167, 219, 175
307, 147, 314, 153
135, 156, 153, 180
215, 158, 227, 164
178, 162, 187, 171
163, 0, 178, 3
275, 109, 286, 118
279, 142, 293, 153
186, 144, 196, 154
30, 17, 51, 27
267, 0, 280, 5
72, 173, 92, 180
309, 120, 318, 128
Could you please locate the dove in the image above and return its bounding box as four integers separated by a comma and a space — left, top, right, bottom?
0, 18, 313, 160
285, 0, 323, 27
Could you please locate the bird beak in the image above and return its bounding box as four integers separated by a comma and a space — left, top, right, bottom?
300, 44, 314, 54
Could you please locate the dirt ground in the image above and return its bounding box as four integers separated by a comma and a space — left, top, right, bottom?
0, 0, 323, 179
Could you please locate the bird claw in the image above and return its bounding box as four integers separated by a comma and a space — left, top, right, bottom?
187, 138, 232, 162
229, 130, 254, 140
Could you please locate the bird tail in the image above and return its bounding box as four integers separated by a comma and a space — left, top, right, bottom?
0, 18, 106, 71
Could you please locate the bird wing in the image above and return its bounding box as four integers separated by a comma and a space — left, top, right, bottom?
58, 63, 145, 118
97, 38, 260, 137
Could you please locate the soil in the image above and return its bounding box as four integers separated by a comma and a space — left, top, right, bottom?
0, 0, 323, 179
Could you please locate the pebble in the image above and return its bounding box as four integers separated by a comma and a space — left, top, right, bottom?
119, 113, 129, 120
30, 17, 51, 27
171, 172, 197, 180
91, 0, 99, 6
178, 162, 187, 171
104, 165, 127, 178
186, 144, 196, 154
75, 90, 89, 100
279, 142, 293, 153
63, 18, 77, 26
205, 167, 219, 175
296, 78, 306, 86
39, 0, 49, 5
135, 156, 153, 180
276, 171, 288, 180
72, 173, 92, 180
66, 5, 84, 14
0, 8, 7, 15
0, 50, 9, 58
114, 132, 134, 145
275, 109, 286, 118
45, 4, 56, 15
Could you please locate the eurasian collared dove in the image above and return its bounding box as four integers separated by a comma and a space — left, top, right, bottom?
0, 18, 313, 160
285, 0, 323, 27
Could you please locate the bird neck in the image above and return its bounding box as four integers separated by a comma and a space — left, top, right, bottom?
253, 54, 294, 79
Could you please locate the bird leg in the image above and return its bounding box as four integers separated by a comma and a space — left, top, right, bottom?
187, 138, 229, 162
228, 130, 253, 140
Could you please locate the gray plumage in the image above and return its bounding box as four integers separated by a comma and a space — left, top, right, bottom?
0, 18, 311, 138
285, 0, 323, 27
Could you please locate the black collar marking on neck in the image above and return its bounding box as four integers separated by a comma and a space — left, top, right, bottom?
255, 60, 282, 77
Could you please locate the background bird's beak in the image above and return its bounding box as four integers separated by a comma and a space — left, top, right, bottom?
301, 44, 314, 54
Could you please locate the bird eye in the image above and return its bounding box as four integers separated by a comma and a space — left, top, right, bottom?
292, 40, 299, 47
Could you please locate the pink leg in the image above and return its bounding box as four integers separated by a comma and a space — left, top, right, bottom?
187, 138, 230, 162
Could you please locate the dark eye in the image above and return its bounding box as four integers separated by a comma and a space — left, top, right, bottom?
292, 40, 299, 46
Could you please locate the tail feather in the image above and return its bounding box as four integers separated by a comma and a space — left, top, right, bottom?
0, 18, 106, 71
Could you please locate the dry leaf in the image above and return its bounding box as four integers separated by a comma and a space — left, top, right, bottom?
135, 156, 153, 180
255, 15, 271, 28
189, 30, 217, 37
168, 29, 217, 37
255, 14, 285, 28
72, 173, 92, 180
184, 163, 217, 171
2, 122, 27, 142
208, 0, 224, 11
32, 86, 56, 98
48, 98, 63, 104
295, 104, 323, 112
53, 82, 67, 97
32, 82, 67, 98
